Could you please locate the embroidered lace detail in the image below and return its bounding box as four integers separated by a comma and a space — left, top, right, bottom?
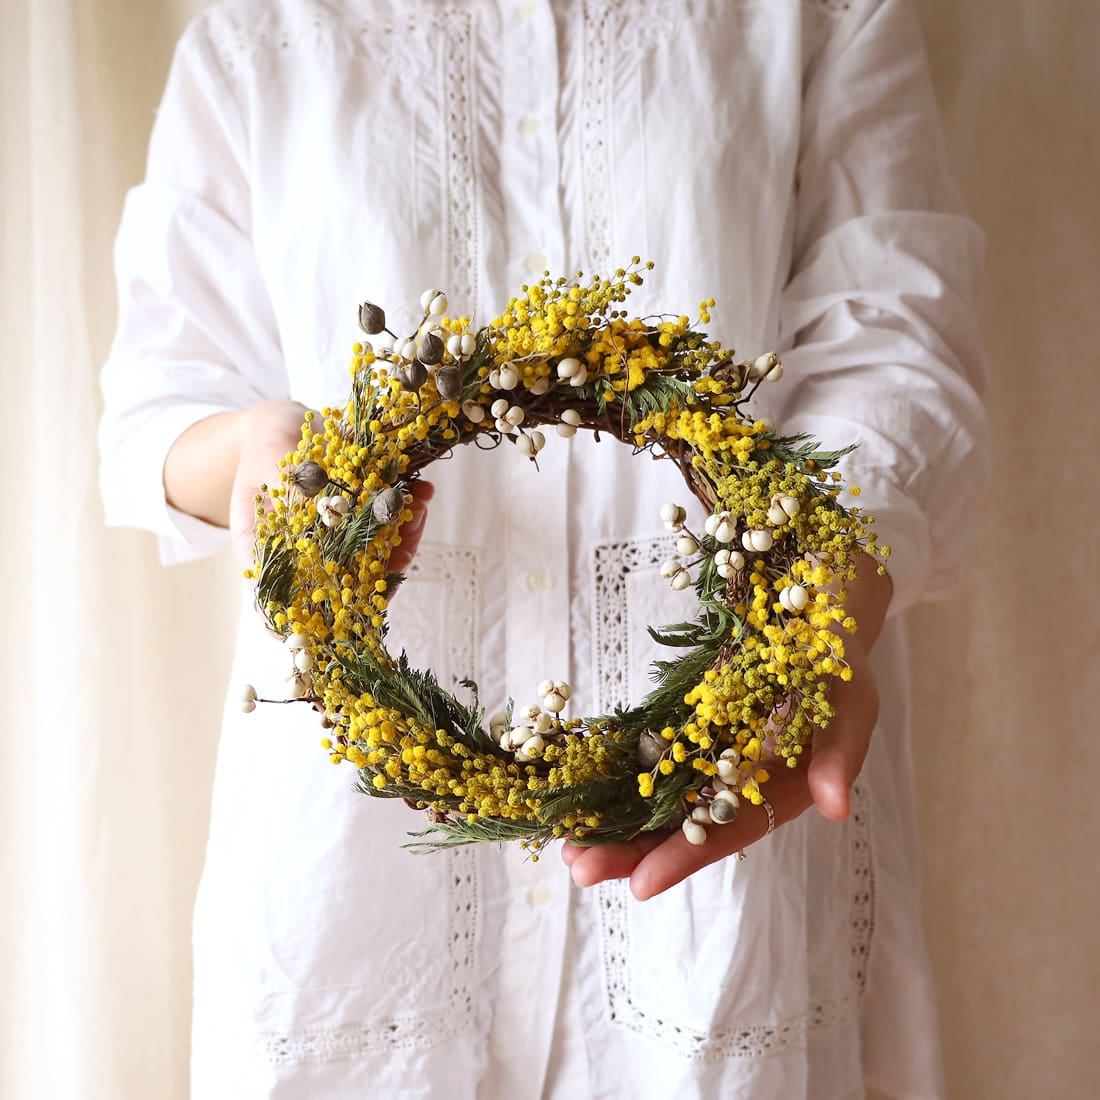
591, 534, 678, 712
849, 785, 875, 994
387, 542, 480, 691
579, 0, 672, 271
211, 4, 445, 75
579, 0, 617, 274
438, 8, 480, 314
256, 848, 479, 1064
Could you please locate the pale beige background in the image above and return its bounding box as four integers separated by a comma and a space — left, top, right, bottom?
2, 2, 1097, 1098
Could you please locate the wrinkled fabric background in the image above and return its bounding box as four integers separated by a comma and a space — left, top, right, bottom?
2, 2, 1096, 1097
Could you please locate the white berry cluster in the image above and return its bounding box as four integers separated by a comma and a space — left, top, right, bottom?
357, 288, 475, 399
657, 492, 805, 598
488, 680, 573, 762
680, 748, 745, 845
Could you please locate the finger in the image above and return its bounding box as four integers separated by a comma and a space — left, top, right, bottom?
631, 777, 815, 900
566, 832, 668, 886
389, 481, 433, 574
805, 655, 878, 822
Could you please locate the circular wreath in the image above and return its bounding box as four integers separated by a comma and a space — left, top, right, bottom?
244, 261, 884, 856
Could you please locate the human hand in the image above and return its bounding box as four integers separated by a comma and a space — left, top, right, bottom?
561, 556, 891, 900
229, 399, 432, 575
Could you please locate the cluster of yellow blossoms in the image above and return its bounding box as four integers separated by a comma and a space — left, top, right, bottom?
245, 262, 883, 852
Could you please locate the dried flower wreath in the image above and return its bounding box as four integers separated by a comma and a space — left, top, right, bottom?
243, 261, 884, 855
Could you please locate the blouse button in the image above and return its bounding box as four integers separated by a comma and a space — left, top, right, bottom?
517, 1, 537, 18
526, 568, 550, 591
525, 251, 549, 275
519, 117, 542, 137
527, 883, 553, 907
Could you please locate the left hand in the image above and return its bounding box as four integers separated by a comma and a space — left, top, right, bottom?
561, 554, 892, 900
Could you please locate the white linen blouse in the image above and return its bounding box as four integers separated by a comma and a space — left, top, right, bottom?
99, 1, 988, 1097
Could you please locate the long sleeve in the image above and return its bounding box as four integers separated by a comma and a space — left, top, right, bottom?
776, 0, 990, 617
98, 13, 288, 564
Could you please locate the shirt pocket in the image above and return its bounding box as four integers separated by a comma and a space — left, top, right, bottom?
588, 533, 874, 1060
251, 543, 485, 1066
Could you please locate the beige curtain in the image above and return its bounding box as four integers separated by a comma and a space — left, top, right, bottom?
2, 2, 1096, 1097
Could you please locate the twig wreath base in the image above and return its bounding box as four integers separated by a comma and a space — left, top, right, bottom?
243, 262, 885, 856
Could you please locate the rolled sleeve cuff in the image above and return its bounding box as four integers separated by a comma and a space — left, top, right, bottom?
99, 400, 236, 565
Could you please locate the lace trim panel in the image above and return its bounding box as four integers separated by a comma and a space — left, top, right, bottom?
438, 7, 480, 315
392, 542, 480, 692
591, 534, 678, 713
591, 535, 875, 1060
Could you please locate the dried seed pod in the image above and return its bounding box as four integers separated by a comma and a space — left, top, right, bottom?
289, 460, 329, 498
435, 364, 463, 400
371, 487, 405, 525
709, 793, 739, 824
396, 360, 428, 391
417, 331, 444, 366
515, 734, 545, 762
682, 819, 708, 846
660, 502, 687, 530
317, 494, 350, 527
741, 528, 774, 553
748, 352, 781, 381
636, 730, 665, 768
676, 534, 699, 556
716, 757, 738, 782
358, 302, 386, 335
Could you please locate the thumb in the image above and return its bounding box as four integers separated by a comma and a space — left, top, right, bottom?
806, 648, 878, 821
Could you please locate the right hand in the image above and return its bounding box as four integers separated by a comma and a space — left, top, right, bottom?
230, 399, 432, 578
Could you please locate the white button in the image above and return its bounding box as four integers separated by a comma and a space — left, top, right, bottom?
518, 1, 537, 18
525, 251, 549, 275
527, 883, 553, 907
519, 117, 541, 137
526, 569, 551, 592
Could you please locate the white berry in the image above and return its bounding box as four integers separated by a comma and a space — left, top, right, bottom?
741, 529, 774, 553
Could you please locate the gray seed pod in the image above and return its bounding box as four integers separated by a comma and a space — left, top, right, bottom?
636, 730, 666, 769
288, 460, 329, 497
371, 487, 405, 525
396, 360, 428, 391
435, 364, 463, 400
417, 331, 444, 366
358, 302, 386, 335
709, 796, 739, 824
